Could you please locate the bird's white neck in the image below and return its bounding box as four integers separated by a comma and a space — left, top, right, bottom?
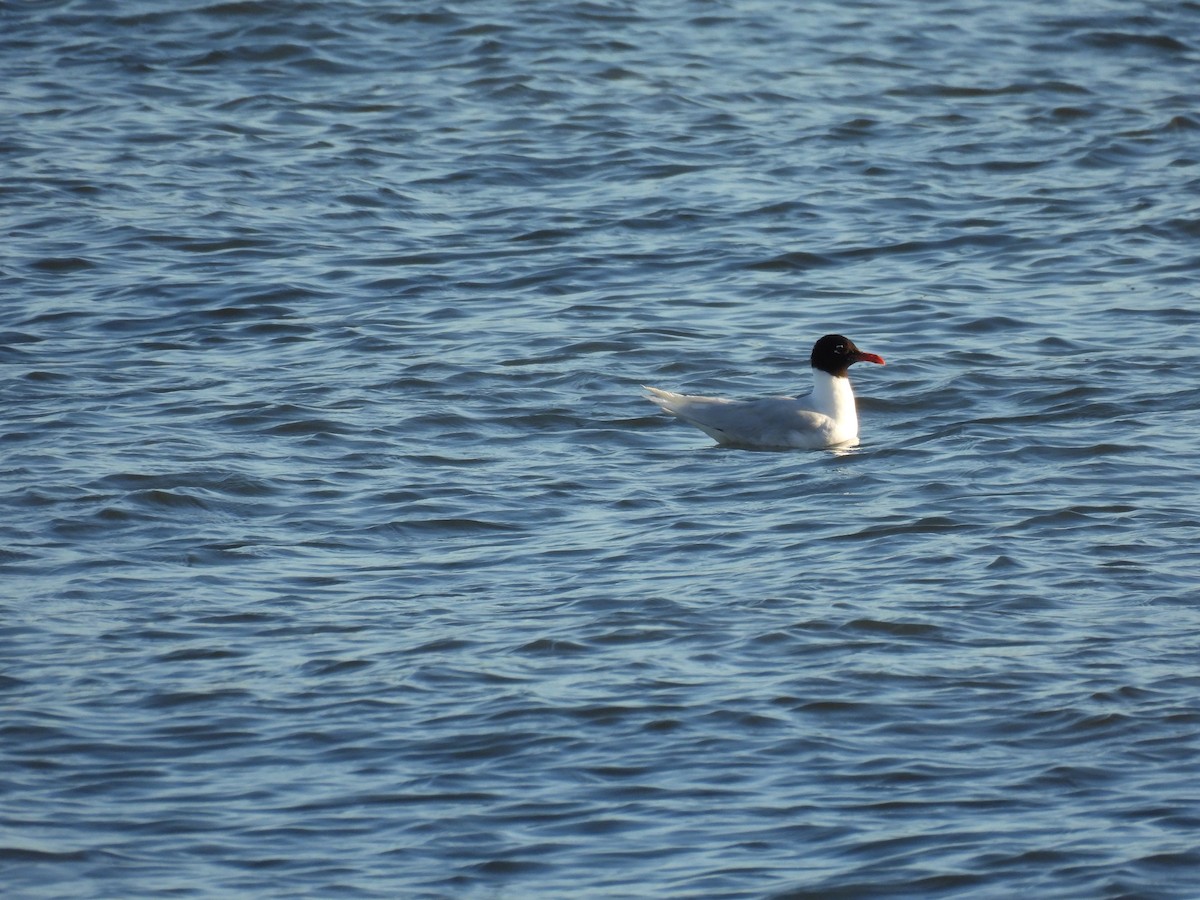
810, 369, 858, 434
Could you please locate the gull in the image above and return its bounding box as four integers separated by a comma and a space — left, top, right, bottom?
644, 334, 885, 449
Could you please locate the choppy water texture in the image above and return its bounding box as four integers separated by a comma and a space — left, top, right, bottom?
4, 1, 1200, 897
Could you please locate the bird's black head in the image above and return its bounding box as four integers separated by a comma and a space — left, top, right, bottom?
810, 334, 886, 377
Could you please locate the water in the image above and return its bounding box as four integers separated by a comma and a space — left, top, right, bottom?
4, 1, 1200, 897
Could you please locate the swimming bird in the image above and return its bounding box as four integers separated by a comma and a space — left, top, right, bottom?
643, 334, 885, 450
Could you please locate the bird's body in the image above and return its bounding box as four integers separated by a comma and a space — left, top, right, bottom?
643, 334, 885, 450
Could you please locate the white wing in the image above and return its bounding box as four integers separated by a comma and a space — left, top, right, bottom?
643, 387, 844, 449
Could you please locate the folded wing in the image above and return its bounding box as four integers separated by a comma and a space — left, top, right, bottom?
643, 387, 840, 449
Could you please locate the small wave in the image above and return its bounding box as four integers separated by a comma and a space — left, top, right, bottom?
29, 257, 95, 272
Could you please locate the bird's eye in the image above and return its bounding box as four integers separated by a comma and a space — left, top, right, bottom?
835, 344, 846, 354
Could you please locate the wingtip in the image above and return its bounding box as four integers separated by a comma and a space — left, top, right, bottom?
642, 385, 675, 411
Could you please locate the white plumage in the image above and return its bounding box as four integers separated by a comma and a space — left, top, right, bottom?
643, 334, 885, 450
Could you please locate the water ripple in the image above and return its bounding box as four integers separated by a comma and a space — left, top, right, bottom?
4, 0, 1200, 898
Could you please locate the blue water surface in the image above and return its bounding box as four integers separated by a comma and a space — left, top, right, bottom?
4, 1, 1200, 897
